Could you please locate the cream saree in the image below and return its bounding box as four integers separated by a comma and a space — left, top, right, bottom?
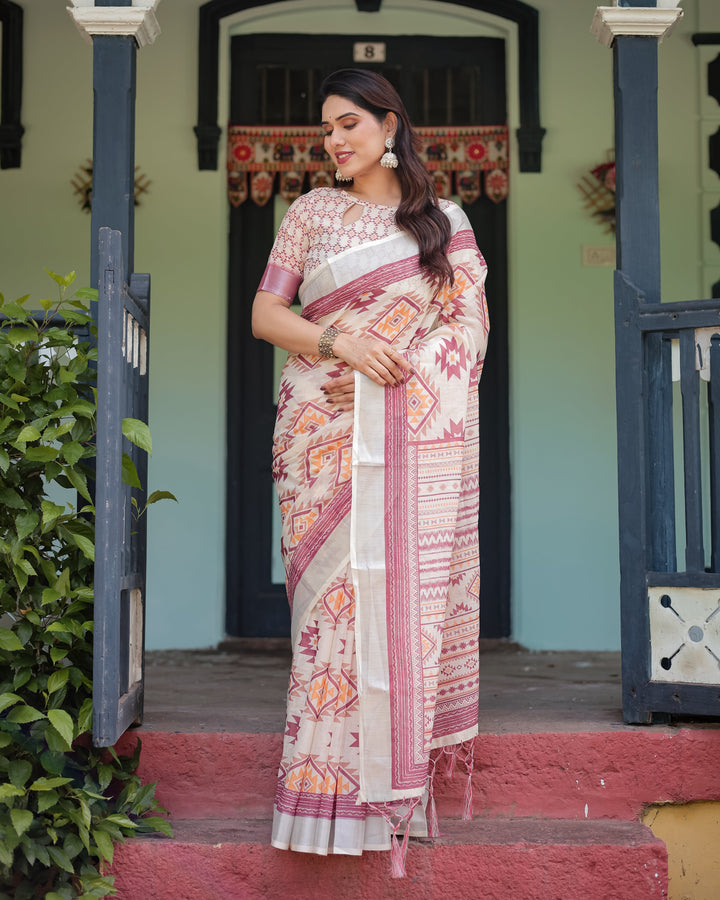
268, 202, 489, 870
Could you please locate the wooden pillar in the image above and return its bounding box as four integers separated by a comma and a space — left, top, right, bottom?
592, 1, 684, 723
90, 28, 137, 286
67, 0, 160, 287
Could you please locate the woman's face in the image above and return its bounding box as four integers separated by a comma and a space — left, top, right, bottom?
321, 94, 393, 181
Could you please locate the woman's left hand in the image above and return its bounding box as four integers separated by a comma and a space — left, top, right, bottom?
322, 371, 355, 411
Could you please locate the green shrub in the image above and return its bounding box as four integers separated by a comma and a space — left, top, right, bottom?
0, 271, 171, 899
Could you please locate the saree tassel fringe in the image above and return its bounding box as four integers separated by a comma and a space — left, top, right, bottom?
390, 826, 412, 879
368, 799, 421, 879
461, 740, 475, 821
426, 756, 441, 838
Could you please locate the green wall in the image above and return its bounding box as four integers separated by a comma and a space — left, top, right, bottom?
0, 0, 708, 650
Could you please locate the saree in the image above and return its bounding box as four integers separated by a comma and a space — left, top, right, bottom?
263, 192, 489, 871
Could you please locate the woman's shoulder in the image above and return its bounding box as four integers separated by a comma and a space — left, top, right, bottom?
438, 198, 472, 234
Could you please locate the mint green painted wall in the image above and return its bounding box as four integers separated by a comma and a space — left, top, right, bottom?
0, 0, 705, 650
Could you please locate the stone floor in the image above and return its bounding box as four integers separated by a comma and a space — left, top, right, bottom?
140, 641, 648, 734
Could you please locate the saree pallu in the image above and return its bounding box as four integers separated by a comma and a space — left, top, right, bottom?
271, 205, 489, 861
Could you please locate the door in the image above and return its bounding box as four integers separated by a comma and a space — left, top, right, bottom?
226, 34, 510, 638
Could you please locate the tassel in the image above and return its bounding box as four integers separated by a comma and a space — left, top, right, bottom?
427, 755, 441, 837
368, 798, 420, 879
461, 740, 475, 821
390, 826, 411, 878
444, 746, 456, 779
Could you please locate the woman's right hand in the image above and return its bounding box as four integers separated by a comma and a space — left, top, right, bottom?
332, 333, 412, 387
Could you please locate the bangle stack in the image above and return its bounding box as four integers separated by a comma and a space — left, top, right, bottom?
318, 325, 340, 359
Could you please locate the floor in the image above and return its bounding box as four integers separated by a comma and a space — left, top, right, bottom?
140, 641, 648, 735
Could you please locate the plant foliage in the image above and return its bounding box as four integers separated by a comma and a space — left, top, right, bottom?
0, 272, 171, 899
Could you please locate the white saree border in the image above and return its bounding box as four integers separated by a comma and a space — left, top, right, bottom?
350, 373, 399, 803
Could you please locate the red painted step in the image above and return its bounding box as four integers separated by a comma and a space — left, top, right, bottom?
111, 817, 667, 900
117, 727, 720, 821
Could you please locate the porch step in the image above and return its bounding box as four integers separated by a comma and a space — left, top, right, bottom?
111, 817, 666, 900
118, 726, 720, 821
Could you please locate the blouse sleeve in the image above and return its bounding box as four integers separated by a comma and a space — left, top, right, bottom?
257, 194, 311, 303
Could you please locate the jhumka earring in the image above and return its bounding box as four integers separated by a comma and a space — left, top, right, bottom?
380, 136, 398, 169
335, 168, 353, 182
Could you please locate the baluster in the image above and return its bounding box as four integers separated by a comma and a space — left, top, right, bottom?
680, 329, 705, 571
645, 332, 676, 571
708, 335, 720, 570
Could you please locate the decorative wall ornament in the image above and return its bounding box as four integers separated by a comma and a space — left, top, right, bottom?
577, 153, 616, 234
71, 159, 151, 213
226, 125, 509, 207
197, 0, 544, 173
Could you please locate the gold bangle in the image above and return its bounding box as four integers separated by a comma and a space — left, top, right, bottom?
318, 325, 340, 359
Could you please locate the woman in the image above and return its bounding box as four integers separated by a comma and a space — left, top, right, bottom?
252, 69, 489, 876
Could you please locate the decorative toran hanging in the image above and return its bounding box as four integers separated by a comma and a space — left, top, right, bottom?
227, 124, 509, 207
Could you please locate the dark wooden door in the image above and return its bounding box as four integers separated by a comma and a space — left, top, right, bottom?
226, 34, 509, 638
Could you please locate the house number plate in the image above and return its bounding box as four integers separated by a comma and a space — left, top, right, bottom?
353, 42, 386, 63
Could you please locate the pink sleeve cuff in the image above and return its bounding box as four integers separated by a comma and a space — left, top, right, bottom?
258, 263, 302, 303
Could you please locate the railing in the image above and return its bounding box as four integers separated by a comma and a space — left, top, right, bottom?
618, 270, 720, 721
93, 227, 151, 747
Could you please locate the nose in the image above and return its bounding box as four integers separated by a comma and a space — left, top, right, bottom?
327, 128, 344, 148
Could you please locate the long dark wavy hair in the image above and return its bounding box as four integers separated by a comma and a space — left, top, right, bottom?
319, 69, 453, 288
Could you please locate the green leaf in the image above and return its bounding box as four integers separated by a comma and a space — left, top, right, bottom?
0, 841, 12, 868
93, 829, 114, 864
121, 452, 142, 489
63, 831, 84, 860
0, 733, 12, 748
47, 843, 75, 874
6, 327, 37, 346
42, 588, 62, 606
0, 783, 25, 800
36, 788, 59, 812
77, 698, 93, 736
8, 759, 32, 788
0, 448, 8, 473
47, 709, 74, 749
16, 558, 36, 577
16, 425, 41, 442
46, 723, 71, 753
61, 440, 85, 466
122, 417, 152, 454
10, 808, 33, 837
15, 510, 39, 542
25, 445, 59, 462
29, 776, 73, 790
73, 287, 97, 302
7, 705, 46, 723
69, 532, 94, 562
0, 692, 22, 713
0, 486, 26, 509
62, 464, 91, 502
41, 500, 66, 533
146, 489, 179, 505
40, 297, 53, 311
47, 668, 70, 694
40, 750, 66, 775
105, 814, 137, 829
0, 628, 23, 652
139, 816, 173, 837
45, 268, 76, 288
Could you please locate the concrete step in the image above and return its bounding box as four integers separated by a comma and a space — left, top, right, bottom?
111, 817, 667, 900
117, 726, 720, 821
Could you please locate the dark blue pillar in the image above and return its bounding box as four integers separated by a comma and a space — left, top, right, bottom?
613, 35, 661, 301
90, 0, 136, 288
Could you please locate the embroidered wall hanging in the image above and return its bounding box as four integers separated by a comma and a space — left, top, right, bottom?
227, 125, 509, 207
